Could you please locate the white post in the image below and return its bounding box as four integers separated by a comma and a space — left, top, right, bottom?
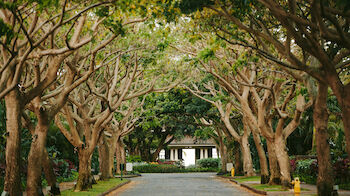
200, 149, 203, 159
174, 149, 178, 161
204, 149, 208, 158
170, 149, 174, 161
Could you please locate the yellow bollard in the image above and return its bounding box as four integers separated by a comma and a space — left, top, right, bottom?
292, 177, 301, 194
231, 167, 235, 177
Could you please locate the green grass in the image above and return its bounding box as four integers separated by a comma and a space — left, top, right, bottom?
234, 176, 261, 183
61, 178, 129, 196
251, 184, 287, 192
251, 184, 310, 192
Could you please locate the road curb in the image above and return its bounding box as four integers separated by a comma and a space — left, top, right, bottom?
114, 174, 141, 178
216, 176, 267, 195
98, 180, 131, 196
239, 183, 267, 195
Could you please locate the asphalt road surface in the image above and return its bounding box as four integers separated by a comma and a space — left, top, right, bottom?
115, 173, 252, 196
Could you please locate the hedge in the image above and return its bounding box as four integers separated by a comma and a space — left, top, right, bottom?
133, 164, 218, 173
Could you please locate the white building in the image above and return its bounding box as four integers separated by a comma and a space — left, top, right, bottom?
159, 136, 219, 167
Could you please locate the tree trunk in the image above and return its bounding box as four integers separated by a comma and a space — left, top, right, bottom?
115, 139, 122, 174
266, 139, 281, 185
217, 134, 227, 173
120, 140, 126, 172
75, 150, 93, 191
240, 129, 255, 176
42, 149, 60, 195
151, 147, 163, 162
26, 113, 49, 196
252, 131, 269, 184
274, 135, 291, 188
233, 146, 242, 175
314, 82, 334, 196
4, 89, 22, 195
108, 134, 118, 177
98, 136, 111, 180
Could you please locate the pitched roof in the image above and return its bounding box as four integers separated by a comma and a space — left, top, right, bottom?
168, 135, 216, 147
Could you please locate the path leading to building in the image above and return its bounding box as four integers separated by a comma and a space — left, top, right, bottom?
108, 173, 253, 196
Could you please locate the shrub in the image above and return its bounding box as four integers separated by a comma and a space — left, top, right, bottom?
133, 164, 218, 173
333, 158, 350, 185
292, 159, 317, 184
196, 158, 220, 168
134, 164, 180, 173
127, 155, 142, 163
292, 158, 350, 188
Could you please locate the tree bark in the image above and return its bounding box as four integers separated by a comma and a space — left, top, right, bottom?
220, 145, 228, 173
274, 134, 291, 188
251, 131, 269, 184
4, 89, 22, 195
233, 145, 242, 175
115, 138, 126, 174
116, 139, 122, 174
121, 140, 126, 170
314, 82, 334, 196
98, 136, 112, 180
75, 150, 93, 191
26, 110, 49, 196
217, 131, 228, 173
266, 139, 281, 185
151, 135, 167, 162
42, 149, 60, 195
240, 128, 255, 176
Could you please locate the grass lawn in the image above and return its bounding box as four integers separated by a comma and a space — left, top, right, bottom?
234, 176, 261, 183
251, 184, 310, 192
61, 178, 129, 196
233, 176, 310, 192
251, 184, 288, 192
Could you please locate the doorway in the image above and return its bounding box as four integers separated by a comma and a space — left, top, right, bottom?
182, 148, 195, 167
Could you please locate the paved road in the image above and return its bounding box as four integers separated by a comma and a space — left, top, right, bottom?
117, 173, 252, 196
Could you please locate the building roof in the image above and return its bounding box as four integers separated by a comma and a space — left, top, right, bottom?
168, 136, 216, 147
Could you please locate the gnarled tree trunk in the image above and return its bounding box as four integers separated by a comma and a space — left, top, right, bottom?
240, 128, 255, 176
98, 136, 112, 180
4, 89, 22, 195
115, 137, 126, 174
251, 131, 269, 184
75, 149, 93, 191
26, 108, 49, 196
266, 139, 280, 185
233, 144, 242, 175
42, 149, 60, 195
314, 82, 334, 195
217, 135, 228, 173
99, 134, 118, 180
274, 135, 291, 188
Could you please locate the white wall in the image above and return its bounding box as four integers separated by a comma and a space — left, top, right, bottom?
212, 148, 219, 158
182, 149, 196, 167
159, 149, 165, 159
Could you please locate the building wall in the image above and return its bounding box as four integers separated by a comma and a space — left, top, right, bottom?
160, 147, 219, 167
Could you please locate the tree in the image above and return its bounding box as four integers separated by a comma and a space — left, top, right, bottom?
186, 80, 256, 177
0, 1, 121, 194
172, 1, 345, 192
99, 98, 142, 178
